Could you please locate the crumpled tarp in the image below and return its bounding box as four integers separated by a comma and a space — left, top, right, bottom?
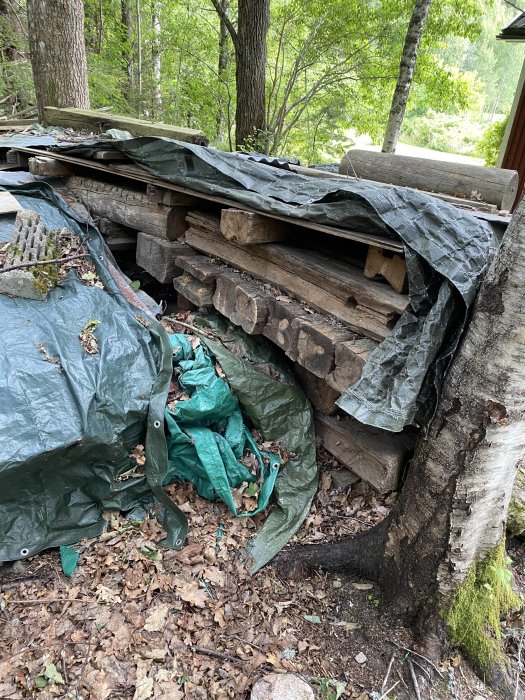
189, 315, 317, 572
55, 137, 499, 431
0, 180, 187, 561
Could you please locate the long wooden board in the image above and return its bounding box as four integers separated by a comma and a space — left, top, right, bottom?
44, 107, 209, 145
12, 146, 405, 253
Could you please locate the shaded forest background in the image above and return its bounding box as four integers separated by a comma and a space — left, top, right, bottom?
1, 0, 523, 163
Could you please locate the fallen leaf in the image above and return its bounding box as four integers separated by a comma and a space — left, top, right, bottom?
352, 582, 374, 590
176, 581, 209, 608
144, 604, 170, 632
303, 614, 321, 624
133, 676, 153, 700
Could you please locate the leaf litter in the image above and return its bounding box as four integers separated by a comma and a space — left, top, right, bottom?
0, 318, 505, 700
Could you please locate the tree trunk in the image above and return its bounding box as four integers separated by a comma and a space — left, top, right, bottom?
282, 195, 525, 696
0, 0, 26, 112
26, 0, 90, 123
135, 0, 143, 115
121, 0, 134, 104
151, 0, 162, 118
235, 0, 270, 151
382, 0, 432, 153
216, 0, 230, 142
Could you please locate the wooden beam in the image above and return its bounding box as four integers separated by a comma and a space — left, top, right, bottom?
43, 107, 209, 145
315, 412, 413, 493
173, 272, 214, 306
220, 208, 286, 244
364, 247, 407, 294
64, 176, 188, 240
28, 156, 74, 177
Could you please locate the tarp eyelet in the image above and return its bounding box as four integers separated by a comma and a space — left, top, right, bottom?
153, 420, 161, 428
20, 548, 29, 557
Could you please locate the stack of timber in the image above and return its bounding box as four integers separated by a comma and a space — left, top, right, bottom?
169, 205, 415, 492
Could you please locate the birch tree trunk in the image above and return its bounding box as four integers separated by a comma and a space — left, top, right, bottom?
121, 0, 134, 104
151, 0, 162, 118
283, 195, 525, 696
382, 0, 432, 153
26, 0, 90, 123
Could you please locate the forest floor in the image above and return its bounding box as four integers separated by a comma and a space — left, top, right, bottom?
1, 447, 521, 700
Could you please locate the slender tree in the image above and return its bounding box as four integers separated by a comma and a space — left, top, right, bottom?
151, 0, 162, 117
283, 195, 525, 697
211, 0, 270, 150
26, 0, 90, 122
382, 0, 432, 153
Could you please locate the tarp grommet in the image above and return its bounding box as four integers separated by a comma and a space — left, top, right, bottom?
153, 420, 161, 428
175, 539, 182, 546
20, 548, 29, 557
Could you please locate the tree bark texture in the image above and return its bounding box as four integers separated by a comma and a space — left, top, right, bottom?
283, 194, 525, 675
382, 0, 432, 153
216, 0, 230, 142
151, 0, 162, 117
121, 0, 134, 103
235, 0, 270, 150
26, 0, 90, 123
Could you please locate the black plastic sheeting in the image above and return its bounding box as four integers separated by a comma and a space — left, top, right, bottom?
0, 180, 187, 562
56, 137, 499, 431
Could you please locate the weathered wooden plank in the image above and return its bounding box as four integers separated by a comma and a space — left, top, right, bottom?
292, 318, 353, 378
136, 231, 193, 283
65, 176, 188, 240
44, 107, 209, 145
188, 211, 407, 316
364, 247, 407, 294
220, 208, 286, 245
213, 272, 271, 335
173, 272, 214, 306
185, 225, 391, 340
340, 149, 519, 210
294, 365, 340, 415
175, 254, 224, 284
315, 412, 413, 493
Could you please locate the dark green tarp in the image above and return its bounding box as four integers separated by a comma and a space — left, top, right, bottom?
0, 180, 187, 562
56, 137, 499, 431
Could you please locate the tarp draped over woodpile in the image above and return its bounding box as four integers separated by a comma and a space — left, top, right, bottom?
56, 137, 499, 431
0, 182, 317, 569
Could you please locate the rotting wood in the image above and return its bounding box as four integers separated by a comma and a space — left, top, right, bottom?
314, 412, 414, 493
364, 247, 407, 294
173, 272, 214, 307
293, 364, 340, 415
92, 149, 130, 161
11, 147, 406, 253
185, 225, 391, 340
220, 208, 286, 244
292, 317, 353, 378
64, 176, 188, 241
136, 231, 193, 284
43, 106, 209, 145
326, 337, 376, 393
6, 150, 28, 168
213, 272, 270, 335
340, 149, 519, 211
28, 156, 74, 178
175, 254, 225, 284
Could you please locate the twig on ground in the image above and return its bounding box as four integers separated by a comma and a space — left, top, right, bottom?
388, 639, 445, 678
0, 253, 90, 274
411, 657, 432, 680
408, 659, 422, 700
378, 680, 400, 700
515, 633, 524, 700
381, 652, 396, 694
189, 645, 242, 664
396, 668, 409, 690
168, 319, 216, 340
224, 633, 265, 653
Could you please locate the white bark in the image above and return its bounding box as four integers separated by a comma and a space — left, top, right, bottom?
382, 0, 432, 154
151, 0, 162, 117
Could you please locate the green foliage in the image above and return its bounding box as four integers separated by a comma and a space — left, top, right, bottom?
311, 677, 346, 700
445, 539, 522, 669
402, 109, 484, 155
478, 116, 508, 166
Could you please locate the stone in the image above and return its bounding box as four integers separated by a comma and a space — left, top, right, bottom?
328, 469, 360, 491
0, 209, 59, 300
250, 673, 314, 700
354, 652, 367, 664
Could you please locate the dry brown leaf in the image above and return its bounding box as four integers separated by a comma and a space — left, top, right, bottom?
144, 604, 171, 632
176, 581, 209, 609
133, 676, 153, 700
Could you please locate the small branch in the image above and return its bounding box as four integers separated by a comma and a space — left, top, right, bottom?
381, 652, 396, 694
189, 645, 242, 664
378, 680, 400, 700
408, 659, 422, 700
0, 253, 89, 274
167, 319, 217, 340
209, 0, 238, 50
388, 640, 444, 678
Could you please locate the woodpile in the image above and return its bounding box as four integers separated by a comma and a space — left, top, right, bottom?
7, 134, 513, 496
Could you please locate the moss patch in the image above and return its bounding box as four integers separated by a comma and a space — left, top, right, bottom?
445, 539, 522, 669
